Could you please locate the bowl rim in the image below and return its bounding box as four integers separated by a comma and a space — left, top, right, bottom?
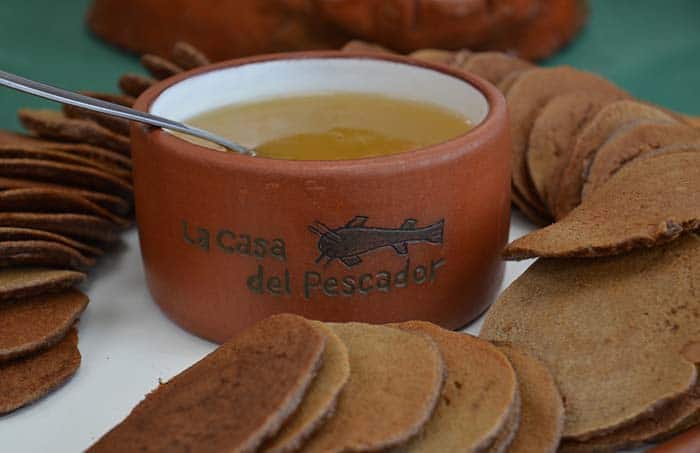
132, 50, 508, 178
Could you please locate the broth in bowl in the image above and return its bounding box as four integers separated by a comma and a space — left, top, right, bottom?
184, 92, 472, 160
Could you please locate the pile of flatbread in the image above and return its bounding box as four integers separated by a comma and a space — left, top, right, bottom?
89, 314, 565, 452
0, 42, 214, 415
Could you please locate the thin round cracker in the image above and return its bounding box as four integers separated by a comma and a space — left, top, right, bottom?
0, 145, 130, 180
483, 234, 700, 440
0, 158, 133, 199
263, 322, 350, 453
494, 342, 565, 453
18, 110, 130, 155
0, 227, 103, 257
0, 328, 80, 415
0, 177, 130, 216
141, 54, 183, 80
552, 100, 678, 219
0, 289, 88, 362
581, 121, 700, 200
171, 41, 211, 70
485, 390, 522, 453
118, 73, 156, 98
0, 267, 85, 302
0, 188, 130, 228
0, 212, 122, 243
395, 321, 519, 452
506, 67, 626, 213
88, 314, 326, 453
527, 90, 628, 208
302, 322, 445, 452
504, 150, 700, 259
0, 130, 132, 170
560, 377, 699, 452
0, 240, 94, 270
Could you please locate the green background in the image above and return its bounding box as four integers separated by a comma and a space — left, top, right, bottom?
1, 0, 698, 131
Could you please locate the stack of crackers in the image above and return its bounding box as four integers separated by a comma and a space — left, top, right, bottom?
0, 43, 212, 415
343, 41, 700, 450
481, 123, 699, 450
474, 49, 700, 450
342, 41, 700, 227
88, 314, 565, 452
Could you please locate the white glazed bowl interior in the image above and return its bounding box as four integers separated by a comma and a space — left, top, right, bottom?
150, 57, 490, 127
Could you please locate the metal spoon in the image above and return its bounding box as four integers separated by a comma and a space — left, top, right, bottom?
0, 69, 255, 156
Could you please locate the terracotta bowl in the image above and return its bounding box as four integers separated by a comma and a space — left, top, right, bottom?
132, 51, 511, 343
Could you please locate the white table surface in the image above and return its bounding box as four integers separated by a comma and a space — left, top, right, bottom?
0, 210, 643, 452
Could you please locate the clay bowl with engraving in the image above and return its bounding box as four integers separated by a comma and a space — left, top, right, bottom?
131, 51, 511, 343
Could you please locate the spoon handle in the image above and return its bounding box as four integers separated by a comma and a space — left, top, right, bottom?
0, 69, 254, 155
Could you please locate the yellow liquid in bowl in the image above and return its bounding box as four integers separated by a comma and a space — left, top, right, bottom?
185, 93, 473, 160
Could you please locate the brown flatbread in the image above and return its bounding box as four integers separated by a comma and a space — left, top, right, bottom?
0, 289, 88, 362
581, 121, 700, 200
0, 145, 131, 180
0, 268, 85, 302
504, 150, 700, 259
0, 158, 133, 199
0, 130, 132, 170
485, 390, 521, 453
88, 314, 326, 453
527, 90, 628, 209
394, 321, 519, 453
0, 327, 80, 414
171, 41, 211, 70
0, 227, 103, 257
0, 177, 130, 216
118, 73, 156, 98
263, 322, 350, 453
494, 342, 564, 453
302, 322, 445, 452
506, 67, 627, 213
560, 376, 699, 452
0, 240, 94, 270
552, 100, 678, 219
141, 54, 183, 80
0, 188, 130, 228
460, 52, 533, 86
0, 213, 122, 243
18, 109, 130, 155
482, 234, 700, 441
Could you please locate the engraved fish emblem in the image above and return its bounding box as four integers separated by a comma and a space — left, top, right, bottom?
309, 216, 444, 267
